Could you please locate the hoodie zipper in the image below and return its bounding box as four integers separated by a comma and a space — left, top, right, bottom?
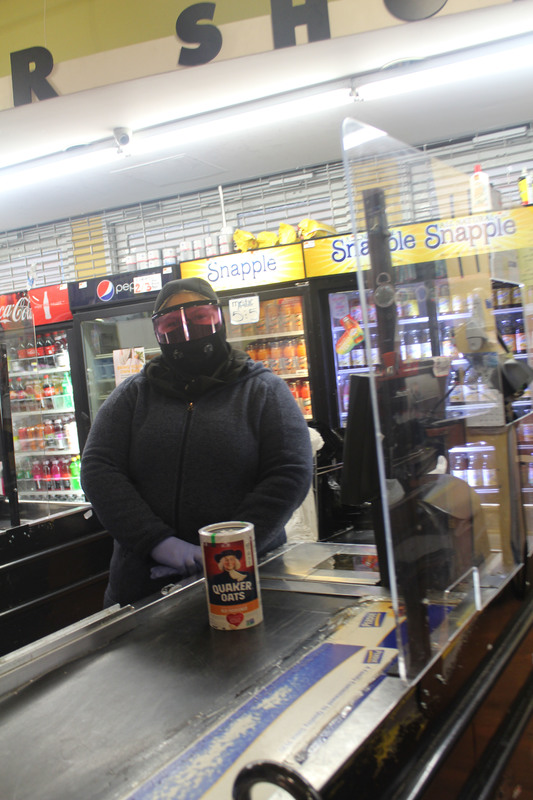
174, 401, 194, 526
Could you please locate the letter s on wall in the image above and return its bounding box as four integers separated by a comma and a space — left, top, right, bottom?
176, 3, 223, 67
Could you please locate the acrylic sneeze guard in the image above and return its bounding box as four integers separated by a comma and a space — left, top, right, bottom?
340, 118, 530, 682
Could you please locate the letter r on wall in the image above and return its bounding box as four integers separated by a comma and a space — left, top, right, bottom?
11, 47, 59, 106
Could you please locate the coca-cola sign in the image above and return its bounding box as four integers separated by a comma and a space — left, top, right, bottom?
0, 292, 34, 330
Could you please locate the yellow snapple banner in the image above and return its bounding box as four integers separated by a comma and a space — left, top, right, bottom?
180, 243, 306, 292
303, 207, 533, 278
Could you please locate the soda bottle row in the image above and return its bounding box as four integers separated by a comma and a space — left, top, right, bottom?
246, 337, 308, 374
497, 317, 527, 355
15, 415, 79, 453
229, 297, 304, 338
287, 379, 312, 419
9, 372, 73, 412
17, 455, 83, 500
449, 446, 498, 488
10, 330, 69, 371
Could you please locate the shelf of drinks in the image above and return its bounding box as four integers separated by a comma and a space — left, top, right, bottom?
10, 401, 75, 415
227, 329, 305, 343
17, 487, 86, 504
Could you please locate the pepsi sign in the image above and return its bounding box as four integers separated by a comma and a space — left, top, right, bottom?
68, 266, 178, 311
96, 280, 115, 302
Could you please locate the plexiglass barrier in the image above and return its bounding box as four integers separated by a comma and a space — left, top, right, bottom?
341, 118, 530, 681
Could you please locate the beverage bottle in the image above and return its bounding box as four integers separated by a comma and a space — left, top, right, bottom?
269, 341, 282, 374
44, 419, 54, 447
470, 164, 492, 213
42, 459, 52, 492
282, 339, 298, 373
18, 425, 28, 451
70, 456, 82, 491
288, 380, 302, 409
482, 450, 497, 488
51, 459, 62, 490
500, 319, 516, 353
42, 375, 55, 409
257, 341, 271, 369
245, 342, 258, 362
54, 419, 66, 450
17, 337, 27, 360
65, 416, 79, 452
515, 318, 526, 355
265, 300, 281, 334
9, 378, 16, 402
60, 457, 71, 490
335, 315, 364, 355
281, 298, 294, 332
15, 377, 28, 409
296, 338, 308, 371
299, 381, 312, 419
44, 333, 55, 359
32, 459, 43, 492
255, 305, 267, 335
419, 327, 431, 358
292, 297, 303, 330
54, 332, 69, 367
25, 335, 37, 359
62, 371, 73, 409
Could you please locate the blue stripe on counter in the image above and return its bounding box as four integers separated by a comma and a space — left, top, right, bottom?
129, 642, 362, 800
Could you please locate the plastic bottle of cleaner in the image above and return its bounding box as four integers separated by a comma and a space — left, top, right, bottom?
470, 164, 492, 213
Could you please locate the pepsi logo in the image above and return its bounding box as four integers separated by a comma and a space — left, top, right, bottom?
97, 280, 115, 302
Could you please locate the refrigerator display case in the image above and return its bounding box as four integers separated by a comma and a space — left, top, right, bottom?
0, 288, 83, 528
219, 285, 314, 421
68, 266, 177, 451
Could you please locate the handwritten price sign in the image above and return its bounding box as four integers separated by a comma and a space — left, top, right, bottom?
228, 295, 260, 325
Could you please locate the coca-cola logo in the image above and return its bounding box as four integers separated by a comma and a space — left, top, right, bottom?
0, 295, 33, 324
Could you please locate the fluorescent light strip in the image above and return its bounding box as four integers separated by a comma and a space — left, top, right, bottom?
0, 147, 119, 192
134, 88, 353, 155
356, 42, 533, 102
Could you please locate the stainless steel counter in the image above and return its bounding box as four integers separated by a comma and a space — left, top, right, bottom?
0, 554, 403, 800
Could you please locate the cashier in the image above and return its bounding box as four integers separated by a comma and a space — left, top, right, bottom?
80, 277, 313, 607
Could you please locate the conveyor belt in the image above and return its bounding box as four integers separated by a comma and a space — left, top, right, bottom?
0, 578, 390, 800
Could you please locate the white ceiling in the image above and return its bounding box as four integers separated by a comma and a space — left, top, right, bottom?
1, 1, 533, 233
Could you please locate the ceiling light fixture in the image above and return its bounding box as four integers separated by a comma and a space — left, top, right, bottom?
134, 87, 354, 155
355, 39, 533, 102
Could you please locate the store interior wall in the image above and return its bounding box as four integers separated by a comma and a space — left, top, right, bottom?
0, 122, 532, 292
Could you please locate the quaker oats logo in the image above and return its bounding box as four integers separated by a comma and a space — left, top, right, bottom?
385, 0, 448, 21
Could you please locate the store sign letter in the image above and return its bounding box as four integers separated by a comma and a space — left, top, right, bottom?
177, 2, 223, 66
271, 0, 331, 48
11, 47, 58, 106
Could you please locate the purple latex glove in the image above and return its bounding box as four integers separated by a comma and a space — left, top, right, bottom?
150, 536, 203, 580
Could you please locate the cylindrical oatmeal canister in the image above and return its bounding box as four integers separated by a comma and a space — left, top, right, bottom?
199, 521, 263, 630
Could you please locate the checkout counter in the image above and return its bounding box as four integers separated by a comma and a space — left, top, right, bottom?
1, 120, 533, 798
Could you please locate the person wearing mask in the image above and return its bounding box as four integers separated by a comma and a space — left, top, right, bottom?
81, 277, 313, 607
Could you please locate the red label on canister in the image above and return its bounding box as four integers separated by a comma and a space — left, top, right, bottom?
199, 521, 263, 630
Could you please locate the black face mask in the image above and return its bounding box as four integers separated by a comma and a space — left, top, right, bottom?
160, 330, 229, 378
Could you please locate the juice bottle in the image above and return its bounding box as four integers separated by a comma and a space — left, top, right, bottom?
265, 300, 281, 334
288, 380, 302, 410
292, 297, 303, 330
60, 458, 71, 490
257, 341, 271, 368
269, 341, 282, 374
296, 338, 308, 371
246, 342, 258, 361
280, 298, 294, 332
282, 339, 297, 373
70, 456, 82, 491
42, 375, 55, 409
32, 459, 43, 491
299, 381, 312, 418
335, 315, 364, 355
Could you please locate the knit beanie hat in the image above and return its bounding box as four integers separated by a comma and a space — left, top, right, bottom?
153, 278, 219, 312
